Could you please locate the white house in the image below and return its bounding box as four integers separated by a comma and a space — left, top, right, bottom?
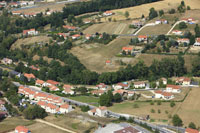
103, 11, 113, 16
127, 91, 135, 97
37, 101, 47, 109
133, 81, 146, 88
96, 83, 108, 90
59, 104, 73, 114
96, 106, 108, 117
62, 88, 74, 95
23, 29, 38, 36
155, 19, 168, 24
88, 108, 96, 116
166, 84, 181, 93
35, 79, 45, 87
176, 77, 191, 86
177, 38, 190, 45
45, 103, 58, 114
1, 58, 12, 65
138, 35, 147, 42
91, 90, 105, 96
161, 78, 167, 85
194, 38, 200, 46
154, 90, 174, 100
172, 30, 182, 35
72, 34, 81, 40
113, 82, 130, 90
15, 126, 30, 133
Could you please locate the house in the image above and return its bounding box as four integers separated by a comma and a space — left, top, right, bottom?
176, 77, 191, 85
23, 12, 37, 18
185, 128, 200, 133
57, 33, 67, 39
127, 91, 135, 97
45, 80, 59, 86
30, 65, 40, 71
122, 47, 133, 54
194, 38, 200, 46
166, 84, 181, 93
105, 60, 111, 65
177, 38, 190, 45
113, 82, 130, 90
88, 108, 96, 116
103, 11, 113, 16
37, 101, 47, 109
161, 78, 167, 85
45, 103, 58, 114
96, 83, 108, 90
72, 34, 81, 40
113, 89, 127, 95
48, 85, 60, 91
154, 90, 174, 100
133, 81, 146, 89
155, 19, 168, 24
62, 87, 75, 95
0, 1, 7, 7
83, 19, 91, 24
63, 25, 77, 31
172, 30, 182, 35
1, 58, 12, 65
181, 18, 196, 24
96, 106, 108, 117
59, 104, 73, 114
91, 90, 105, 96
131, 20, 144, 28
9, 2, 19, 7
24, 73, 36, 81
12, 11, 22, 15
85, 34, 92, 40
15, 126, 30, 133
114, 126, 142, 133
23, 29, 38, 36
138, 35, 147, 42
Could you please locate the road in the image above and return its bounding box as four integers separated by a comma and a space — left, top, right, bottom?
166, 20, 184, 35
35, 119, 76, 133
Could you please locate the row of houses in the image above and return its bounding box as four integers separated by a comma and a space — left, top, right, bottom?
0, 1, 34, 8
18, 86, 73, 114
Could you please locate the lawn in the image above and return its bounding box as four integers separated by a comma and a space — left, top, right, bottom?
69, 96, 99, 105
0, 117, 35, 133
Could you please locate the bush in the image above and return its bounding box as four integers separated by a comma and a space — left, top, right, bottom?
151, 109, 155, 113
170, 101, 176, 107
119, 116, 126, 121
172, 114, 183, 126
188, 122, 196, 129
150, 101, 154, 105
80, 105, 90, 112
179, 22, 187, 29
168, 9, 176, 14
157, 101, 161, 105
158, 109, 161, 113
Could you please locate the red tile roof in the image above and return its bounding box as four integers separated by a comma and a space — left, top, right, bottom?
98, 106, 107, 110
60, 104, 69, 109
122, 47, 133, 51
36, 79, 45, 85
167, 84, 181, 90
138, 35, 147, 39
91, 90, 105, 94
63, 84, 72, 89
23, 29, 36, 35
72, 34, 80, 38
196, 38, 200, 43
89, 108, 96, 113
63, 25, 77, 30
105, 60, 111, 63
117, 82, 129, 87
114, 126, 140, 133
37, 101, 47, 106
46, 80, 59, 86
185, 128, 199, 133
47, 103, 57, 109
24, 73, 36, 79
15, 126, 29, 133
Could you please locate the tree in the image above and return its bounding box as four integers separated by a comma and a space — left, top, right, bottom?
187, 6, 191, 10
114, 93, 122, 103
157, 101, 161, 105
168, 9, 176, 14
23, 105, 47, 120
99, 93, 112, 106
151, 109, 155, 113
170, 101, 175, 107
172, 114, 183, 126
195, 24, 200, 37
188, 122, 196, 129
124, 11, 129, 19
149, 8, 158, 20
158, 109, 161, 113
80, 106, 90, 112
159, 10, 164, 16
179, 22, 187, 29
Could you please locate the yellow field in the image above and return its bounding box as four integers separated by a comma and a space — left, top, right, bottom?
11, 35, 50, 50
83, 20, 135, 35
106, 0, 200, 21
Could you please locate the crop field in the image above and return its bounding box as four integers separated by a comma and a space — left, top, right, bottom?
83, 21, 135, 35
11, 35, 50, 50
106, 0, 200, 21
70, 36, 132, 73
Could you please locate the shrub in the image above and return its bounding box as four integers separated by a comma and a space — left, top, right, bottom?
157, 101, 161, 105
151, 109, 155, 113
170, 101, 176, 107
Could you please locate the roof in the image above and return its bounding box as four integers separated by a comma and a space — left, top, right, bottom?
185, 128, 199, 133
89, 108, 96, 113
117, 82, 129, 87
37, 101, 47, 106
106, 60, 111, 63
30, 65, 40, 71
196, 38, 200, 43
63, 88, 73, 93
15, 126, 29, 133
161, 78, 167, 81
63, 25, 77, 30
122, 47, 133, 51
114, 126, 140, 133
60, 104, 69, 109
134, 81, 145, 85
138, 35, 147, 39
63, 84, 72, 89
58, 33, 67, 37
172, 30, 182, 33
96, 83, 107, 88
98, 106, 107, 110
72, 34, 80, 38
23, 29, 36, 34
177, 38, 189, 41
85, 34, 92, 37
155, 90, 163, 94
48, 85, 59, 91
113, 89, 127, 94
24, 73, 35, 79
91, 90, 105, 94
176, 77, 191, 82
47, 103, 57, 109
46, 80, 59, 85
162, 92, 172, 97
36, 79, 45, 85
167, 84, 181, 90
104, 11, 113, 14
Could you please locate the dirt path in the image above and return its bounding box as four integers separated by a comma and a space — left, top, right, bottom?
35, 119, 76, 133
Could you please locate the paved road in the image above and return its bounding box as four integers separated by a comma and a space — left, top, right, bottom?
36, 119, 76, 133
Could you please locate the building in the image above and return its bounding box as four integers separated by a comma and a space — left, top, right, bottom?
138, 35, 147, 42
23, 12, 37, 18
85, 34, 92, 40
88, 108, 96, 116
59, 104, 73, 114
122, 47, 133, 54
35, 79, 45, 86
91, 90, 105, 96
176, 77, 191, 85
58, 33, 67, 39
154, 90, 174, 100
96, 83, 108, 90
185, 128, 200, 133
133, 81, 146, 89
177, 38, 190, 45
45, 80, 60, 87
37, 101, 47, 109
15, 126, 30, 133
23, 29, 38, 36
103, 11, 113, 16
194, 38, 200, 46
30, 65, 40, 71
105, 60, 111, 65
24, 73, 36, 81
131, 20, 144, 28
113, 89, 127, 96
172, 30, 182, 35
166, 84, 181, 93
161, 78, 167, 85
72, 34, 81, 40
114, 126, 142, 133
63, 25, 77, 31
12, 11, 22, 15
96, 106, 108, 117
48, 85, 60, 91
113, 82, 130, 90
45, 103, 58, 114
155, 19, 168, 24
1, 58, 12, 65
62, 88, 75, 95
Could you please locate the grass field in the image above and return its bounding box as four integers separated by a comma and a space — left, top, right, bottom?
106, 0, 200, 21
27, 122, 67, 133
33, 55, 65, 66
11, 35, 50, 50
69, 96, 99, 105
83, 20, 135, 35
0, 117, 35, 133
70, 36, 132, 73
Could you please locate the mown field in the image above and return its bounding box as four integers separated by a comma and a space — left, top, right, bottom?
69, 96, 99, 106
